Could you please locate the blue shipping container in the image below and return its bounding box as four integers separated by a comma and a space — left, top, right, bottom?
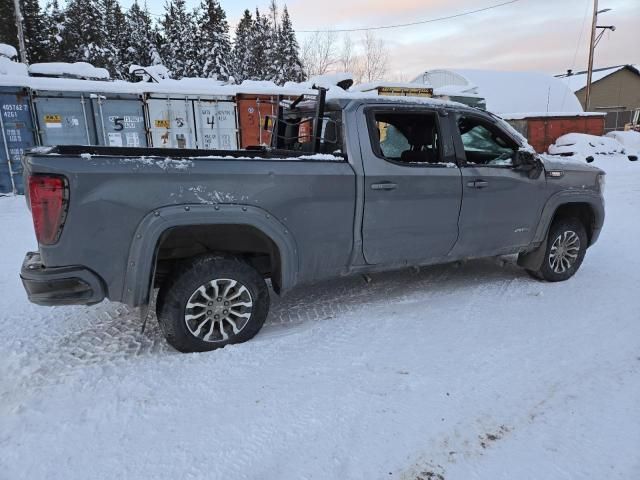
0, 87, 36, 194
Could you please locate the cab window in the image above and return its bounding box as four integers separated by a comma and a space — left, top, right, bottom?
370, 112, 441, 165
457, 116, 517, 166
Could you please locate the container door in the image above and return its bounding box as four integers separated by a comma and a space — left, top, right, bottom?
237, 95, 278, 148
146, 97, 195, 149
0, 89, 36, 194
93, 96, 147, 147
193, 99, 238, 150
33, 94, 96, 146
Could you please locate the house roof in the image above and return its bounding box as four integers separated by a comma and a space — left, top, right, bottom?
413, 69, 584, 114
556, 64, 640, 93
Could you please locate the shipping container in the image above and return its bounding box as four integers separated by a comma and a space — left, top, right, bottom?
192, 97, 238, 150
32, 90, 97, 146
91, 93, 147, 148
236, 94, 280, 148
505, 114, 606, 153
145, 95, 197, 149
0, 86, 37, 194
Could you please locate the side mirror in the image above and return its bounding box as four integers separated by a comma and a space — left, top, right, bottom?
513, 149, 536, 169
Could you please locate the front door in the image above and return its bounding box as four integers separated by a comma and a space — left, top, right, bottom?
361, 107, 462, 265
450, 113, 547, 257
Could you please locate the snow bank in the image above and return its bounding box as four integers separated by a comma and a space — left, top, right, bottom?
0, 43, 18, 59
548, 133, 631, 159
0, 57, 28, 76
29, 62, 110, 80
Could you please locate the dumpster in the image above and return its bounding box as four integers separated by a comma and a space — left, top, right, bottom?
192, 97, 238, 150
145, 95, 196, 149
0, 86, 36, 194
236, 94, 280, 148
32, 90, 97, 146
91, 93, 147, 147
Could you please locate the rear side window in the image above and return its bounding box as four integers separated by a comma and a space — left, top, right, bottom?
370, 111, 441, 165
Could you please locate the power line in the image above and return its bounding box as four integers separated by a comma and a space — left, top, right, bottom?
295, 0, 522, 33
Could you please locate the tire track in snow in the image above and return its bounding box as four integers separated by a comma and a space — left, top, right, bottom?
6, 258, 529, 399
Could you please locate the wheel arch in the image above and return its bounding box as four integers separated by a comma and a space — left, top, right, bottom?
121, 204, 299, 307
533, 192, 604, 247
519, 194, 603, 272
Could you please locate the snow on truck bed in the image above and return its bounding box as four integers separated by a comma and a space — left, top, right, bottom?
0, 158, 639, 480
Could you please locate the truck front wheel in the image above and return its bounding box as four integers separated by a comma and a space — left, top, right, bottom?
527, 217, 588, 282
156, 255, 270, 353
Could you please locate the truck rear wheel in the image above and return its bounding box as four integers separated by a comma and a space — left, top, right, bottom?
156, 255, 270, 353
527, 217, 587, 282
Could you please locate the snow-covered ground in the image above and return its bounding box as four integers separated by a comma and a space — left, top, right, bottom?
1, 157, 639, 480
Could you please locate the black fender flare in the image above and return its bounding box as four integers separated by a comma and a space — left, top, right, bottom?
519, 190, 604, 271
121, 204, 299, 307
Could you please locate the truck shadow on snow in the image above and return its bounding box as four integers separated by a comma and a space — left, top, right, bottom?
29, 256, 533, 381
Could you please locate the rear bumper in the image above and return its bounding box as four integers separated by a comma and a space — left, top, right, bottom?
20, 251, 106, 306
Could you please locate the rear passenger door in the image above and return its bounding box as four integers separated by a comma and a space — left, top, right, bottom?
450, 113, 547, 257
360, 106, 463, 265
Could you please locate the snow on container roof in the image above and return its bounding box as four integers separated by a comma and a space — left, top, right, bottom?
0, 58, 28, 77
29, 62, 110, 80
413, 69, 584, 115
556, 65, 640, 93
0, 43, 18, 59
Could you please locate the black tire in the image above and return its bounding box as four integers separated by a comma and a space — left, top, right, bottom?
156, 255, 270, 353
530, 217, 588, 282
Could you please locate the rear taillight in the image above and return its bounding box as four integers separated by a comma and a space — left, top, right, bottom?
28, 175, 68, 245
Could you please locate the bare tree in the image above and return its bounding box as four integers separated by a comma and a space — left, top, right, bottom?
300, 31, 337, 78
360, 31, 388, 82
338, 34, 364, 82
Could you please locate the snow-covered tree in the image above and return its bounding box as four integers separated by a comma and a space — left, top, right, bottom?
246, 8, 271, 80
270, 6, 304, 84
194, 0, 231, 80
21, 0, 48, 63
122, 1, 162, 74
160, 0, 199, 78
231, 9, 253, 83
61, 0, 109, 66
98, 0, 128, 77
42, 0, 66, 63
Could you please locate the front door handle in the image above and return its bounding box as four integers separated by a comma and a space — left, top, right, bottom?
371, 182, 398, 191
467, 180, 489, 189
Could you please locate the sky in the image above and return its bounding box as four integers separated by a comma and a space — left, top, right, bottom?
119, 0, 638, 80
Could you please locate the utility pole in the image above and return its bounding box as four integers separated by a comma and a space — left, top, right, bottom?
12, 0, 28, 63
585, 0, 599, 111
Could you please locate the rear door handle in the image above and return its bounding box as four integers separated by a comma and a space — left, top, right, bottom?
467, 180, 489, 189
371, 182, 398, 191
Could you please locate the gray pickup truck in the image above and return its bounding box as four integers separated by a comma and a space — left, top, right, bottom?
20, 94, 606, 352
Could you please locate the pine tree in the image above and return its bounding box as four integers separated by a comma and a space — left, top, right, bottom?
99, 0, 128, 78
42, 0, 66, 62
194, 0, 231, 80
62, 0, 109, 67
271, 6, 304, 84
0, 0, 48, 63
0, 1, 19, 53
123, 1, 163, 74
21, 0, 47, 63
247, 8, 271, 80
230, 9, 253, 83
160, 0, 198, 78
